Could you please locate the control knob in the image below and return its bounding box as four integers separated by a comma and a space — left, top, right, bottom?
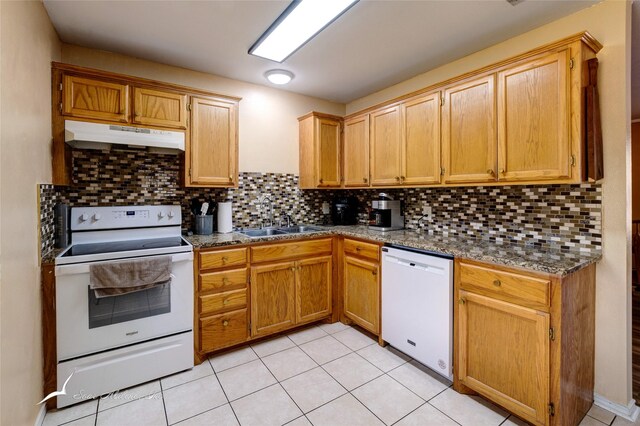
168, 211, 175, 219
93, 213, 102, 221
80, 213, 89, 222
158, 211, 166, 219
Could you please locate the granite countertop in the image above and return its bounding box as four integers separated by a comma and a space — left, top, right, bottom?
185, 225, 601, 277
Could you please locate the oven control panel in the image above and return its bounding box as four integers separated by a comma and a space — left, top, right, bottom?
70, 205, 182, 231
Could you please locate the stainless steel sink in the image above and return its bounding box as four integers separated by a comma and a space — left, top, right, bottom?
236, 225, 323, 238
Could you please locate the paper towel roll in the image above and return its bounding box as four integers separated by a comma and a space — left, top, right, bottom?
217, 202, 233, 233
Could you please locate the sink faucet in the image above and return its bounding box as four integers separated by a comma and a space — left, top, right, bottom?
258, 195, 273, 228
279, 211, 293, 227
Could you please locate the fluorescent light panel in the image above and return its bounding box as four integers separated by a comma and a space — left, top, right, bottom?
249, 0, 358, 63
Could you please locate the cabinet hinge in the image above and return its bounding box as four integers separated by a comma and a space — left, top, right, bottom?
187, 104, 192, 111
440, 167, 445, 176
548, 403, 555, 416
440, 97, 445, 107
58, 83, 63, 91
570, 154, 576, 167
59, 102, 63, 113
549, 327, 555, 341
188, 168, 192, 178
569, 58, 575, 69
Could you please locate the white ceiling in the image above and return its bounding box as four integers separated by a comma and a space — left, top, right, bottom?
43, 0, 601, 104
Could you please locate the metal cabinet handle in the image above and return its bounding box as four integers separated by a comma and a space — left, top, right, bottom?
487, 169, 494, 176
400, 176, 405, 182
229, 175, 233, 182
395, 176, 400, 182
222, 277, 230, 284
355, 247, 361, 252
493, 279, 502, 287
459, 298, 466, 305
222, 320, 229, 326
221, 256, 228, 263
363, 177, 368, 183
500, 169, 506, 174
223, 299, 229, 305
372, 269, 377, 275
319, 178, 324, 184
291, 267, 296, 271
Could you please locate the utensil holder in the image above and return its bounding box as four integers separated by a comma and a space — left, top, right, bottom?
194, 215, 213, 235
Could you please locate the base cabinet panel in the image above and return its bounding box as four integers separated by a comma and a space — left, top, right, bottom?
296, 256, 332, 324
343, 255, 379, 334
250, 262, 297, 337
200, 309, 248, 352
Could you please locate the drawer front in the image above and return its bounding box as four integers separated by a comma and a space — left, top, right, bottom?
200, 309, 247, 352
200, 268, 247, 293
200, 289, 247, 316
200, 248, 247, 270
251, 238, 332, 263
344, 238, 380, 261
459, 262, 550, 311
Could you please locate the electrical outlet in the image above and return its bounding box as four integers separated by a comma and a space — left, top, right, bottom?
322, 202, 331, 214
422, 204, 433, 221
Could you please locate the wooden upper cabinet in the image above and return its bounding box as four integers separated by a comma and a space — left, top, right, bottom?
188, 96, 238, 187
62, 75, 129, 122
458, 290, 549, 426
497, 50, 571, 181
133, 87, 187, 129
298, 113, 342, 189
250, 261, 296, 337
370, 105, 402, 186
343, 115, 370, 187
343, 254, 380, 334
296, 256, 332, 324
401, 92, 441, 185
442, 75, 497, 184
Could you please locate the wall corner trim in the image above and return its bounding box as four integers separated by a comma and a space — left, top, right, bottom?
594, 393, 640, 422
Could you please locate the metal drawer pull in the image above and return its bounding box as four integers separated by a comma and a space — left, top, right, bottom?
222, 320, 229, 326
355, 247, 361, 251
222, 277, 229, 284
493, 279, 502, 287
221, 256, 228, 263
223, 299, 229, 305
372, 269, 377, 275
459, 298, 466, 304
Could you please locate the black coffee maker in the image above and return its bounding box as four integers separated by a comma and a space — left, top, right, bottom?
331, 197, 358, 225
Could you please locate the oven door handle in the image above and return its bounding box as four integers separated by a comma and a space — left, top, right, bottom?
55, 252, 193, 276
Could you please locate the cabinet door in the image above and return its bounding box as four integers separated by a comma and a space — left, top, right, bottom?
442, 75, 497, 183
250, 261, 296, 337
296, 256, 332, 324
189, 96, 237, 186
63, 75, 129, 122
497, 50, 570, 181
370, 105, 402, 186
401, 93, 441, 185
133, 87, 187, 129
316, 117, 341, 187
343, 255, 379, 334
343, 115, 370, 187
458, 290, 549, 426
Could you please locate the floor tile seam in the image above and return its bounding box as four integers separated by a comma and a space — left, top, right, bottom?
94, 382, 163, 414
54, 413, 97, 426
380, 372, 428, 405
388, 400, 428, 426
584, 413, 614, 426
209, 366, 242, 426
161, 374, 228, 425
209, 355, 259, 374
296, 342, 354, 366
425, 400, 464, 426
347, 388, 394, 425
254, 352, 306, 418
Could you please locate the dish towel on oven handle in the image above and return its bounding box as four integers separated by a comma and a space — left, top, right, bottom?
89, 256, 173, 298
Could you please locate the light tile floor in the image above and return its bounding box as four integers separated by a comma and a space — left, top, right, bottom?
43, 324, 628, 426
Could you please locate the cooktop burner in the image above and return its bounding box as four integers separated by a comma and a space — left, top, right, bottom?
61, 236, 188, 257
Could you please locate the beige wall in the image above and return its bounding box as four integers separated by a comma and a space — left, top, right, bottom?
0, 1, 62, 424
60, 45, 345, 175
632, 122, 640, 221
348, 0, 633, 407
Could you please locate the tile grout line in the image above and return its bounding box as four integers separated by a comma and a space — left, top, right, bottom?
208, 356, 243, 426
158, 377, 170, 426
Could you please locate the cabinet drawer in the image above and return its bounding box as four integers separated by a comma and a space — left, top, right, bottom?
251, 238, 332, 263
200, 309, 247, 352
459, 262, 550, 311
200, 268, 247, 293
200, 289, 246, 316
344, 239, 380, 261
200, 248, 247, 270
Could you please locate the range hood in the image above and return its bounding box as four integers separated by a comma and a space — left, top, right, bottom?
64, 120, 185, 154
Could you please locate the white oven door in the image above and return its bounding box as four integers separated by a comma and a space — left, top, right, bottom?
55, 252, 193, 361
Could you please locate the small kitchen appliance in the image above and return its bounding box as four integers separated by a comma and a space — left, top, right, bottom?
331, 196, 358, 225
54, 205, 193, 408
369, 193, 404, 231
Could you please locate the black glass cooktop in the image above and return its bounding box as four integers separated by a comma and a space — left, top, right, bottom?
61, 236, 187, 257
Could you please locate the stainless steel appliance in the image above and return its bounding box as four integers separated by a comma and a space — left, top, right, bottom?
331, 196, 358, 225
369, 193, 404, 231
54, 205, 193, 408
382, 245, 454, 380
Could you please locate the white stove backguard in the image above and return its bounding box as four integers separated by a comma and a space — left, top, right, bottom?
70, 205, 182, 232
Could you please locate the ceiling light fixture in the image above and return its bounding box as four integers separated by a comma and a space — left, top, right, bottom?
249, 0, 359, 63
265, 69, 294, 85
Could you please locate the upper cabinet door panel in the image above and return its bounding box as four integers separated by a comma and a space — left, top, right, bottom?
190, 97, 237, 186
316, 117, 341, 187
402, 93, 441, 185
370, 106, 402, 186
343, 115, 370, 187
63, 75, 129, 122
133, 87, 187, 129
442, 75, 497, 184
497, 50, 571, 181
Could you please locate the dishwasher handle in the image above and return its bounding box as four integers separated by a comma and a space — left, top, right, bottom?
384, 255, 445, 275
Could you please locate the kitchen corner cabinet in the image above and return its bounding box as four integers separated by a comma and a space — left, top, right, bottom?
342, 238, 381, 335
132, 87, 187, 129
454, 259, 596, 426
187, 96, 239, 187
298, 112, 342, 189
343, 114, 370, 187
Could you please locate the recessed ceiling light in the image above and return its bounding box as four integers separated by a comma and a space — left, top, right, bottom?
249, 0, 359, 63
265, 69, 294, 85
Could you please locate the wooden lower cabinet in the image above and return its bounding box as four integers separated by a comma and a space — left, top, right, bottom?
343, 254, 380, 335
454, 259, 596, 426
200, 309, 248, 353
250, 261, 297, 337
296, 256, 332, 324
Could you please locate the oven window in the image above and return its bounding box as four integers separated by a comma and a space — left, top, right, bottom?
88, 284, 171, 329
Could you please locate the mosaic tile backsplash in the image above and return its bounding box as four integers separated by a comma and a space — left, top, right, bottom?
39, 147, 602, 257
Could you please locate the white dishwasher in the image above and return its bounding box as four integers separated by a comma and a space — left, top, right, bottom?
381, 245, 453, 380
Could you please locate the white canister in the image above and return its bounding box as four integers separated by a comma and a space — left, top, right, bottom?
217, 202, 233, 233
